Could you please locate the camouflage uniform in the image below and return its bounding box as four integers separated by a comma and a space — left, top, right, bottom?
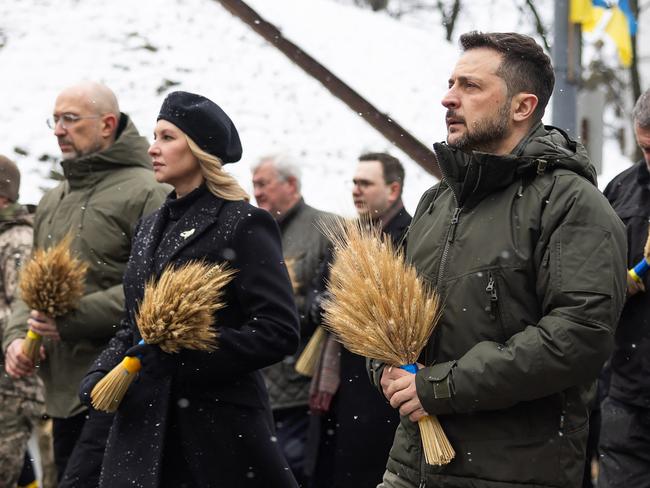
0, 203, 45, 488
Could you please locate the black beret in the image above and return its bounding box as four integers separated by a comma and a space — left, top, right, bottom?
157, 91, 242, 164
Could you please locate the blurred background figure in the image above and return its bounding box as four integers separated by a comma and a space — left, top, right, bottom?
253, 153, 336, 487
0, 154, 54, 488
598, 88, 650, 488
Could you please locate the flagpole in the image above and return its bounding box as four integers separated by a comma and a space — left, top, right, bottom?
552, 0, 582, 135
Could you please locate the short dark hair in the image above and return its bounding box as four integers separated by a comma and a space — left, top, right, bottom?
358, 152, 405, 197
459, 31, 554, 121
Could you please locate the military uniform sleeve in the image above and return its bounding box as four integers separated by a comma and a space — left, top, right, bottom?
0, 226, 32, 349
416, 177, 627, 415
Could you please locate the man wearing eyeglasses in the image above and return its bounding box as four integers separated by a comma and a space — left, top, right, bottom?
3, 81, 168, 487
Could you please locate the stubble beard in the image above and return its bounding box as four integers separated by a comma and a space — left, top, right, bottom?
449, 102, 511, 154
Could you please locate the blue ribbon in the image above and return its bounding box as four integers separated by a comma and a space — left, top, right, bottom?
400, 364, 418, 374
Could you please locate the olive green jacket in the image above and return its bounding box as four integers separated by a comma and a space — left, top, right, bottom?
2, 114, 169, 418
377, 124, 626, 487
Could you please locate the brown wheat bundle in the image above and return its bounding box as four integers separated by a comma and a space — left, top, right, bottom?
19, 233, 88, 364
91, 261, 236, 413
321, 217, 454, 466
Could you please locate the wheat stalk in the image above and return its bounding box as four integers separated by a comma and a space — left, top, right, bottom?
321, 217, 454, 465
19, 233, 88, 364
295, 326, 327, 377
91, 261, 236, 412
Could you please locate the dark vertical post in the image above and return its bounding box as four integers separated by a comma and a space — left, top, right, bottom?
552, 0, 581, 135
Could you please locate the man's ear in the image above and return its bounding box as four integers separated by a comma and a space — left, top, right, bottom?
511, 93, 538, 123
286, 175, 299, 193
387, 181, 401, 205
101, 113, 119, 139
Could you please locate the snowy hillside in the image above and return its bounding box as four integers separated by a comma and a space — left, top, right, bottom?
0, 0, 642, 213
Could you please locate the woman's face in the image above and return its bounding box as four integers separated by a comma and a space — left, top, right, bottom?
149, 119, 203, 194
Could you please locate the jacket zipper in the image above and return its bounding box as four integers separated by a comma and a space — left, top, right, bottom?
486, 271, 498, 320
436, 205, 462, 289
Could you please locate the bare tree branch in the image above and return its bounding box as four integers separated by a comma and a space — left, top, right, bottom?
523, 0, 551, 52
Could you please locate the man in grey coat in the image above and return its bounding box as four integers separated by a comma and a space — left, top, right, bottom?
253, 153, 335, 487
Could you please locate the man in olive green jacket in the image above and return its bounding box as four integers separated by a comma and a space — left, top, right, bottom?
373, 33, 626, 488
3, 82, 168, 487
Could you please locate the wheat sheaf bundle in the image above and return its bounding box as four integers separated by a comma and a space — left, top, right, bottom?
19, 234, 88, 363
91, 261, 236, 412
321, 218, 454, 466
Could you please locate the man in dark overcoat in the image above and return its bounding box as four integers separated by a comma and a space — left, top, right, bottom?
598, 88, 650, 487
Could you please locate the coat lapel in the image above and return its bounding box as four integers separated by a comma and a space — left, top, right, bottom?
152, 192, 224, 276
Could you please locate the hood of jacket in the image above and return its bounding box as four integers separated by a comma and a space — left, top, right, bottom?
60, 113, 152, 187
434, 122, 596, 209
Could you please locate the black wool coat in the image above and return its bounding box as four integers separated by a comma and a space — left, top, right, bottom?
87, 187, 300, 488
604, 160, 650, 408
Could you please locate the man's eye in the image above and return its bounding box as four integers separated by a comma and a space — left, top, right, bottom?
62, 114, 79, 122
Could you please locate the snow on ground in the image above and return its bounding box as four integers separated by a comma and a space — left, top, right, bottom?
0, 0, 639, 212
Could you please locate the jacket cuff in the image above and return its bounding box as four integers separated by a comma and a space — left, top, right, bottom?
416, 361, 457, 415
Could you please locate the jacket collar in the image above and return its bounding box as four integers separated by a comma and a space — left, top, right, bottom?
60, 113, 152, 188
277, 198, 305, 230
0, 203, 32, 231
141, 187, 225, 278
434, 122, 595, 208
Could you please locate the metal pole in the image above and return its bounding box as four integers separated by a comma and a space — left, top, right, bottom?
552, 0, 581, 135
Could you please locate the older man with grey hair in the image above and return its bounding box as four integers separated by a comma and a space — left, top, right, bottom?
252, 153, 335, 487
599, 89, 650, 487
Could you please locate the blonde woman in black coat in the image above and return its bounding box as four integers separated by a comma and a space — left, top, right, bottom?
79, 92, 300, 488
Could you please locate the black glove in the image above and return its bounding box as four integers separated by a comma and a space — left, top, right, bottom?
124, 342, 176, 379
79, 370, 107, 408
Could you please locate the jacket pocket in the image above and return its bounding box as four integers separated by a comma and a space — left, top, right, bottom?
436, 269, 511, 359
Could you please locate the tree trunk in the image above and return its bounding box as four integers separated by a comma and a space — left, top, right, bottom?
213, 0, 440, 177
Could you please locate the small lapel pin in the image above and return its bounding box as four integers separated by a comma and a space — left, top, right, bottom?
180, 228, 195, 239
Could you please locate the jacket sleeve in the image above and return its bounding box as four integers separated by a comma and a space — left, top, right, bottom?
56, 285, 125, 341
177, 208, 300, 381
416, 176, 627, 415
0, 227, 32, 350
55, 186, 167, 342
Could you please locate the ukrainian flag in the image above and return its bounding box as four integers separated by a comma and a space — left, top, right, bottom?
570, 0, 637, 67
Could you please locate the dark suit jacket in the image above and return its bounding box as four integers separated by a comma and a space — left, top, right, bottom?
88, 187, 300, 488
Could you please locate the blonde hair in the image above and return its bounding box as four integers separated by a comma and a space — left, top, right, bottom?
186, 137, 249, 201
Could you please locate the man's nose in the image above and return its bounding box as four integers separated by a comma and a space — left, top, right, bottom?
53, 122, 67, 136
441, 88, 459, 110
